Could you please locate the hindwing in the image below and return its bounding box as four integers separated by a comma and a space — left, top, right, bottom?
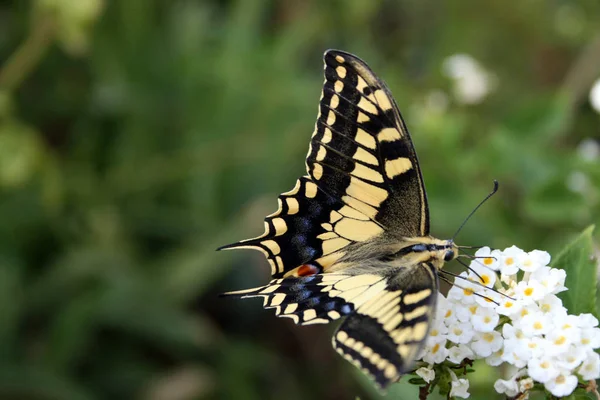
223, 273, 389, 325
332, 263, 438, 388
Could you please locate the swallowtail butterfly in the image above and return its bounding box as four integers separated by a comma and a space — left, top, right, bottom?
219, 50, 461, 389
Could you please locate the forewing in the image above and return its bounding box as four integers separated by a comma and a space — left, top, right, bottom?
219, 49, 429, 277
307, 50, 429, 237
218, 175, 385, 278
224, 273, 389, 325
332, 263, 438, 389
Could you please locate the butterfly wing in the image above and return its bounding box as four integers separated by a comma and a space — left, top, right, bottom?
223, 273, 389, 325
307, 50, 429, 237
219, 50, 429, 278
333, 263, 438, 388
220, 50, 438, 389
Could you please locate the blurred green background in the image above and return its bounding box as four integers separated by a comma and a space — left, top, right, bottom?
0, 0, 598, 399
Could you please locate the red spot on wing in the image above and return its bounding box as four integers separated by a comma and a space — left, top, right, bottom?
297, 264, 320, 277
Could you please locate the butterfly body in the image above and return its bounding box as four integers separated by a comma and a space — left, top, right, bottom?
219, 50, 458, 388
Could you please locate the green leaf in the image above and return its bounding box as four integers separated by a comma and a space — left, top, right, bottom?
553, 225, 598, 316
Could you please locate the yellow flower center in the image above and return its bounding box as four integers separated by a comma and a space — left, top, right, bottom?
484, 316, 492, 323
505, 257, 514, 265
516, 331, 524, 339
469, 305, 478, 315
540, 361, 549, 369
555, 375, 565, 384
554, 336, 566, 345
430, 329, 439, 336
445, 310, 452, 318
582, 338, 590, 345
432, 343, 440, 353
524, 288, 534, 296
483, 333, 494, 343
484, 257, 493, 265
463, 288, 474, 296
533, 322, 543, 330
504, 301, 514, 308
541, 304, 550, 312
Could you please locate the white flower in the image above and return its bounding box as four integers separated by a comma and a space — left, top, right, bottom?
474, 288, 502, 309
447, 321, 474, 344
437, 296, 459, 325
442, 54, 494, 105
416, 365, 435, 383
428, 322, 449, 340
413, 245, 598, 398
589, 78, 600, 113
511, 302, 540, 326
578, 351, 600, 380
544, 372, 578, 397
545, 328, 575, 355
448, 274, 477, 304
449, 371, 470, 399
456, 303, 478, 323
532, 267, 567, 294
496, 296, 523, 316
515, 280, 547, 303
527, 356, 561, 383
466, 261, 497, 288
471, 306, 499, 332
520, 250, 550, 272
422, 338, 449, 364
447, 344, 474, 364
485, 349, 505, 366
556, 345, 586, 370
501, 340, 528, 368
474, 247, 500, 271
537, 294, 564, 315
552, 314, 582, 346
577, 138, 600, 162
471, 331, 503, 357
494, 377, 519, 397
499, 246, 526, 275
576, 313, 599, 328
519, 312, 553, 337
518, 336, 545, 360
578, 327, 600, 349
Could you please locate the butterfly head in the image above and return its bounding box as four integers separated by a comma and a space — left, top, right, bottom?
396, 237, 459, 270
432, 238, 459, 269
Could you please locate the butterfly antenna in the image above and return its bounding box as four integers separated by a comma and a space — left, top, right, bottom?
437, 274, 500, 306
439, 269, 515, 301
456, 258, 485, 283
452, 180, 499, 241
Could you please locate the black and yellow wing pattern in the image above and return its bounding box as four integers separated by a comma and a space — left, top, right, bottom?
219, 50, 449, 389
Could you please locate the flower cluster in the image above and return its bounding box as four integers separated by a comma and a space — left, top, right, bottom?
416, 246, 600, 398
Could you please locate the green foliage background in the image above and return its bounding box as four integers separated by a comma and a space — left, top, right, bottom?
0, 1, 598, 399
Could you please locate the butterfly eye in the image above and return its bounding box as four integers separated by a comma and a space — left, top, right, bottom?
444, 250, 455, 262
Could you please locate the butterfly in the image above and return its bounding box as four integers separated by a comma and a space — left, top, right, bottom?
218, 49, 461, 389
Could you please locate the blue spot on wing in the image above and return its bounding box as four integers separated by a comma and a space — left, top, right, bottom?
340, 304, 353, 315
